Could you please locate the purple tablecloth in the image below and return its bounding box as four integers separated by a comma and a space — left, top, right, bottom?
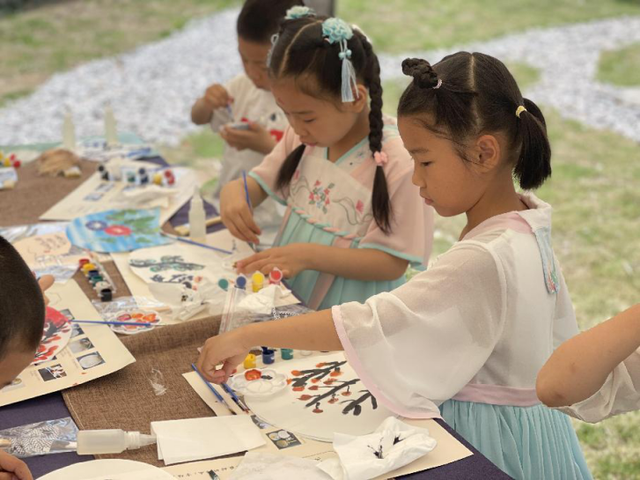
0, 156, 511, 479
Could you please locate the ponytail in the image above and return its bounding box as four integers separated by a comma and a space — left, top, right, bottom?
514, 98, 551, 190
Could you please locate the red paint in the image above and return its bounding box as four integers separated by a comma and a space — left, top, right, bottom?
244, 369, 262, 381
104, 225, 132, 236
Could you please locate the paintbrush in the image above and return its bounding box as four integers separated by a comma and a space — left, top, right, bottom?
221, 382, 251, 414
191, 363, 237, 415
71, 319, 163, 327
242, 170, 257, 252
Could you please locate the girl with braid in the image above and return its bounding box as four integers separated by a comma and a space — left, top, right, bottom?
220, 8, 434, 309
201, 51, 592, 479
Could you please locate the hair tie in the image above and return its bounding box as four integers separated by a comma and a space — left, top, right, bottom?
266, 33, 279, 68
373, 151, 388, 167
322, 18, 358, 103
516, 106, 527, 118
285, 6, 315, 20
433, 79, 442, 90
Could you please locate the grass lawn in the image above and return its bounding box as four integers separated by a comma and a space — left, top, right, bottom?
598, 42, 640, 87
2, 1, 640, 477
0, 0, 240, 105
338, 0, 640, 53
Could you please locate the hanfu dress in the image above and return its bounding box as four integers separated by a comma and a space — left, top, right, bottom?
249, 117, 434, 310
332, 193, 592, 480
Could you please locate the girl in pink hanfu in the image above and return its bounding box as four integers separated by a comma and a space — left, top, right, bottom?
219, 11, 434, 310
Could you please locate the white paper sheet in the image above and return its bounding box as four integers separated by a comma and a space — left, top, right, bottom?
0, 281, 135, 407
151, 416, 265, 466
39, 160, 197, 225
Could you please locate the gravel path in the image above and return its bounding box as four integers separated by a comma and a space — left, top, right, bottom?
1, 10, 639, 146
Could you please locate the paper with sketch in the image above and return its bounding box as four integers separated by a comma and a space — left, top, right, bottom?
111, 230, 299, 323
39, 160, 197, 224
12, 231, 84, 282
0, 280, 135, 407
151, 416, 265, 466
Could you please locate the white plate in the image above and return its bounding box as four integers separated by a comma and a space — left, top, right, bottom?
228, 368, 287, 398
39, 459, 174, 480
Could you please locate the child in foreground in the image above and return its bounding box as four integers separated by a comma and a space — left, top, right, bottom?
0, 236, 54, 480
201, 50, 593, 479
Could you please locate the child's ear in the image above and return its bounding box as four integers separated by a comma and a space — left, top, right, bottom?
344, 84, 369, 113
474, 134, 501, 172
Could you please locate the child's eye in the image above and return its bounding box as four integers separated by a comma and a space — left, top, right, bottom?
303, 119, 316, 124
421, 162, 432, 167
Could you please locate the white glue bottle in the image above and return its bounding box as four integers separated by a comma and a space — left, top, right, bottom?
189, 186, 207, 243
104, 102, 118, 147
62, 108, 76, 151
77, 429, 156, 455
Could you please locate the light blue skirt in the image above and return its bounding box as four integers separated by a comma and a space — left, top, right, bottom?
278, 209, 405, 309
440, 399, 592, 480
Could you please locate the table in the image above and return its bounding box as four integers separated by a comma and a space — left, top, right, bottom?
0, 151, 511, 479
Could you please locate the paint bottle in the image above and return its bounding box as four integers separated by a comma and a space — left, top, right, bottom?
188, 186, 206, 243
251, 271, 265, 292
104, 103, 118, 147
235, 275, 248, 290
62, 108, 76, 151
77, 429, 156, 455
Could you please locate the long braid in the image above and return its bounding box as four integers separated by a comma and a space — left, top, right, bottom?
359, 33, 392, 234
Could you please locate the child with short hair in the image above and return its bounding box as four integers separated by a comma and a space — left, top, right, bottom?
191, 0, 304, 246
0, 236, 53, 480
201, 52, 592, 479
221, 11, 434, 309
537, 304, 640, 423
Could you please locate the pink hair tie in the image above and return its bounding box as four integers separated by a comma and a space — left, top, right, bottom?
373, 151, 388, 167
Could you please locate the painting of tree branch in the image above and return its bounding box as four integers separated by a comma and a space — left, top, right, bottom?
244, 353, 393, 442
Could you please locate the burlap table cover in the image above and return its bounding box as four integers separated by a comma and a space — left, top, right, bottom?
62, 316, 222, 466
0, 159, 97, 227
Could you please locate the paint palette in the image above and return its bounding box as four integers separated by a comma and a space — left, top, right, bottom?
33, 307, 72, 365
228, 368, 287, 398
109, 309, 161, 335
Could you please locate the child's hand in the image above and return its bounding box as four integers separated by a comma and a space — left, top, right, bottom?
220, 122, 277, 155
0, 450, 33, 480
203, 84, 232, 112
220, 180, 262, 244
37, 274, 54, 306
236, 243, 311, 278
196, 328, 250, 384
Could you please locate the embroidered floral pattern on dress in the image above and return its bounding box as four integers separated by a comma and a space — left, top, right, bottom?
291, 175, 372, 228
309, 180, 335, 214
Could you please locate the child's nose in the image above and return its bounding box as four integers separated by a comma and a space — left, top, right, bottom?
411, 168, 424, 187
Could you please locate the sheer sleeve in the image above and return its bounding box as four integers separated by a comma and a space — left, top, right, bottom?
332, 243, 507, 418
558, 349, 640, 423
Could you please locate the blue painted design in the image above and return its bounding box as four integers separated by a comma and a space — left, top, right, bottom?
66, 208, 172, 253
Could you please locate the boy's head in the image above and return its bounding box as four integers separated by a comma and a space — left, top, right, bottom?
0, 236, 45, 388
236, 0, 304, 90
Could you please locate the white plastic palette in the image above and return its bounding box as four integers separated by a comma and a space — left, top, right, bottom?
228, 368, 287, 398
